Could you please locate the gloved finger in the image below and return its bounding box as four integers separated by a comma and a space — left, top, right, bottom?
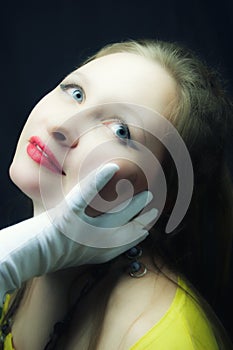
93, 208, 157, 248
89, 191, 153, 228
132, 207, 158, 228
52, 204, 158, 250
65, 163, 119, 211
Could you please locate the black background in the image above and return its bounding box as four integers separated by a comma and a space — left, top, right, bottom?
0, 0, 233, 341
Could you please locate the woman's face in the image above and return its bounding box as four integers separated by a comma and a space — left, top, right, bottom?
10, 53, 177, 214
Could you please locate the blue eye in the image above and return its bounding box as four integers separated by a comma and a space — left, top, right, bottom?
60, 83, 84, 103
71, 88, 83, 102
110, 123, 131, 141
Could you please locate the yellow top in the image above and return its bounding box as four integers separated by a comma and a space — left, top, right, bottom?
0, 277, 222, 350
130, 277, 219, 349
0, 294, 14, 350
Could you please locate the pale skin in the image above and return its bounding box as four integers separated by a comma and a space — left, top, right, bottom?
9, 53, 178, 349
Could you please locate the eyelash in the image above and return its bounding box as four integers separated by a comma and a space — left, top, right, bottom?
60, 83, 85, 103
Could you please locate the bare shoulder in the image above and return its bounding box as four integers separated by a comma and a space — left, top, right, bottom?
97, 267, 178, 350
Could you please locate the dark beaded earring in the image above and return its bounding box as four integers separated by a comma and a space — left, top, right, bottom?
125, 246, 142, 259
125, 246, 147, 278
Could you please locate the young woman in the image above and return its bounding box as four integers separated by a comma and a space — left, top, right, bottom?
0, 39, 233, 349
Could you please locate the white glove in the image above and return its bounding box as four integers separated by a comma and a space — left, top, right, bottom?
0, 163, 157, 306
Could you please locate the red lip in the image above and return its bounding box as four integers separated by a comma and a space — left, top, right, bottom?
27, 136, 65, 175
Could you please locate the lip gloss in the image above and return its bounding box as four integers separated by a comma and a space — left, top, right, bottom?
27, 136, 65, 175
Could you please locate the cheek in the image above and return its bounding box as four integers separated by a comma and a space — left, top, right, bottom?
85, 159, 148, 216
104, 159, 148, 198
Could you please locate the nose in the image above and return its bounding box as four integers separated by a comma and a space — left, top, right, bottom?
50, 128, 78, 148
46, 107, 95, 148
47, 117, 80, 148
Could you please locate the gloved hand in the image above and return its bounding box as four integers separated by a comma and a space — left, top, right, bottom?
0, 163, 157, 306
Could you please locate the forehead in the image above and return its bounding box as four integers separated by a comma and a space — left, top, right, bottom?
72, 53, 177, 116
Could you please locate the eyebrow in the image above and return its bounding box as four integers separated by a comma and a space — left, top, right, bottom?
66, 71, 90, 86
